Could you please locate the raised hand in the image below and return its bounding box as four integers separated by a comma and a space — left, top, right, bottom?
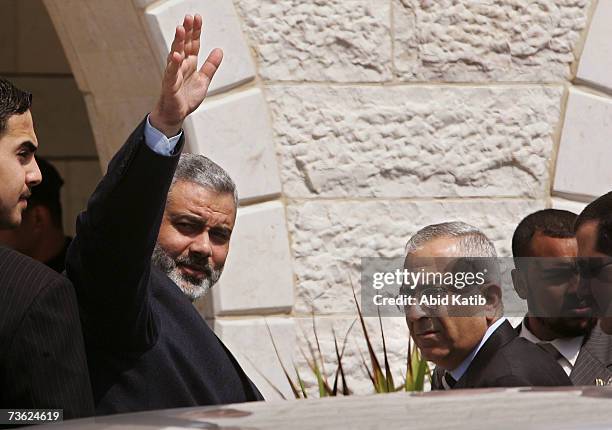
150, 14, 223, 137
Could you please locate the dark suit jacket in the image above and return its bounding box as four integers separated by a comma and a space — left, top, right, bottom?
0, 247, 93, 420
66, 119, 263, 415
431, 320, 572, 389
517, 319, 612, 385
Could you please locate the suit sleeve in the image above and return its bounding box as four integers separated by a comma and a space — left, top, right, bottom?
5, 276, 94, 419
66, 118, 184, 351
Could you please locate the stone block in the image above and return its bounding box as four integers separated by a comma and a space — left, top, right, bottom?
9, 77, 96, 158
577, 0, 612, 91
267, 85, 563, 199
213, 317, 296, 400
85, 95, 159, 168
235, 0, 392, 82
209, 201, 294, 315
554, 88, 612, 199
44, 0, 160, 99
183, 88, 281, 202
287, 198, 544, 314
17, 0, 71, 74
394, 0, 591, 81
145, 0, 255, 95
551, 197, 588, 215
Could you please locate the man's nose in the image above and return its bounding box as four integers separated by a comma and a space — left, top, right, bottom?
566, 272, 580, 295
577, 274, 592, 301
189, 229, 212, 258
27, 158, 42, 188
405, 302, 428, 322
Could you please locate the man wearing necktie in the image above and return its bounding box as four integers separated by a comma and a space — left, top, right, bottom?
512, 209, 612, 385
402, 221, 571, 390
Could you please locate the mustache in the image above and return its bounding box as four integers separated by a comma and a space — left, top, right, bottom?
175, 253, 213, 276
412, 318, 439, 335
20, 190, 32, 200
562, 295, 593, 310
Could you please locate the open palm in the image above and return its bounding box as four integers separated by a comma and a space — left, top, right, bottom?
150, 14, 223, 137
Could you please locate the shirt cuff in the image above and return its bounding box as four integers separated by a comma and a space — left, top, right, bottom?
144, 114, 183, 156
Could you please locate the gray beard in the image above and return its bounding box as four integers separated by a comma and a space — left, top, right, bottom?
151, 244, 222, 301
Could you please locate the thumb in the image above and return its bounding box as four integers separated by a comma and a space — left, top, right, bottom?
199, 48, 223, 82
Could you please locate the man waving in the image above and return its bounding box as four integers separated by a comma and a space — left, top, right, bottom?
66, 14, 262, 414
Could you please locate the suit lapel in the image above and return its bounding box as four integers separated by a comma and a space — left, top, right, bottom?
454, 320, 515, 389
571, 325, 612, 385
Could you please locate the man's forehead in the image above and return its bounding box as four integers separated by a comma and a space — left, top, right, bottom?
529, 231, 577, 258
2, 111, 37, 145
576, 220, 603, 257
168, 181, 236, 222
404, 237, 462, 268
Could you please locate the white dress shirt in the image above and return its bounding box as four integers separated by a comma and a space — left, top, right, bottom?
519, 320, 583, 377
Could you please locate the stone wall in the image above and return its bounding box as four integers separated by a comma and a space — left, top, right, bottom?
38, 0, 611, 400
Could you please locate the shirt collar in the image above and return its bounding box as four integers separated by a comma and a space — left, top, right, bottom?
449, 317, 507, 381
519, 320, 583, 366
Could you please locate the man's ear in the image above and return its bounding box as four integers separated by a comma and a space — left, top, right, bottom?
482, 283, 502, 322
511, 268, 528, 300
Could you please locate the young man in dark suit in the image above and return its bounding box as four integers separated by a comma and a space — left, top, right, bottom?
512, 209, 612, 385
0, 78, 93, 418
66, 14, 262, 415
403, 222, 571, 390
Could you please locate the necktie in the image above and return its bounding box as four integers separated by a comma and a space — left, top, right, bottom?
441, 371, 456, 390
537, 342, 563, 361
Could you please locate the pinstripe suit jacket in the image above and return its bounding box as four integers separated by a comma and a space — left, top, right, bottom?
518, 320, 612, 385
0, 247, 93, 420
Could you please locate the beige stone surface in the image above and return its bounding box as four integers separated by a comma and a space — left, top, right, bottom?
211, 201, 294, 315
183, 88, 282, 202
267, 85, 563, 199
43, 0, 160, 99
577, 0, 612, 91
85, 95, 158, 169
394, 0, 592, 81
145, 0, 256, 95
213, 317, 296, 400
554, 88, 612, 199
551, 197, 589, 214
43, 0, 160, 164
235, 0, 392, 82
287, 198, 544, 314
10, 77, 96, 158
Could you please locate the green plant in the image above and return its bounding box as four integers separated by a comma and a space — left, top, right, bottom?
263, 283, 430, 399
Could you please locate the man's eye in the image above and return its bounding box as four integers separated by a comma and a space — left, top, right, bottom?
176, 222, 196, 232
210, 230, 230, 241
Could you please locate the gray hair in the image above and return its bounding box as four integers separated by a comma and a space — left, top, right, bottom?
405, 221, 498, 259
405, 221, 502, 316
171, 153, 238, 208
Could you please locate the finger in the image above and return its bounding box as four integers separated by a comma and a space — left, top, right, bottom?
199, 48, 223, 81
191, 14, 202, 57
165, 51, 182, 90
167, 25, 186, 65
183, 14, 194, 58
